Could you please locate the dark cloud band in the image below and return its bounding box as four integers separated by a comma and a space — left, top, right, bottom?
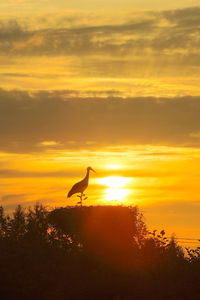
0, 88, 200, 153
0, 7, 200, 57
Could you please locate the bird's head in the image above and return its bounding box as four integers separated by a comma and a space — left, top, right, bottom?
87, 166, 96, 173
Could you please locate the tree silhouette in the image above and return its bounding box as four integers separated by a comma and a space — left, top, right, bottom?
0, 203, 199, 299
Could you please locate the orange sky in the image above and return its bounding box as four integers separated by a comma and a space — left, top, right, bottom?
0, 145, 200, 246
0, 1, 200, 247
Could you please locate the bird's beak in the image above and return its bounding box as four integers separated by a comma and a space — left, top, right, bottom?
91, 168, 96, 173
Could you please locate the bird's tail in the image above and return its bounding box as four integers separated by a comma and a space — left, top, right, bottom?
67, 191, 72, 198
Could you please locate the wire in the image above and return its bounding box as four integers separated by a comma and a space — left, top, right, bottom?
178, 241, 200, 245
166, 236, 200, 242
175, 237, 200, 241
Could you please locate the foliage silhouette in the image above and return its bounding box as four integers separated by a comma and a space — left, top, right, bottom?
0, 204, 199, 299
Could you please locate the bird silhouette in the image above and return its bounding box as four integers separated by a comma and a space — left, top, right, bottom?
67, 167, 96, 205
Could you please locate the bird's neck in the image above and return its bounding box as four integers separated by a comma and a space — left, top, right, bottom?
84, 169, 90, 182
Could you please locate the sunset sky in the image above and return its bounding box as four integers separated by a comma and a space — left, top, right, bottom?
1, 0, 200, 245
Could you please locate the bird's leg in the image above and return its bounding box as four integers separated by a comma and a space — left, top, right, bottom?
80, 192, 83, 207
76, 194, 82, 207
83, 194, 88, 201
76, 193, 86, 207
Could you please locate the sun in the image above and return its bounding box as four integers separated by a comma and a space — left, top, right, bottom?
97, 176, 131, 188
104, 188, 130, 201
97, 176, 132, 202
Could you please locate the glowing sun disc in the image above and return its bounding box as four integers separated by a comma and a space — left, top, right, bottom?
97, 176, 132, 202
97, 176, 132, 188
105, 188, 130, 201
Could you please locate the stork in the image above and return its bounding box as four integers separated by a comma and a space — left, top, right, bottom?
67, 167, 96, 206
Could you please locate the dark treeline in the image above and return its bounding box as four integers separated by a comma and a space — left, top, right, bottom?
0, 204, 199, 299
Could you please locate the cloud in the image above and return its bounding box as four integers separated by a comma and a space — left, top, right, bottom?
38, 140, 61, 147
163, 6, 200, 28
0, 6, 200, 61
1, 193, 29, 202
12, 32, 44, 51
189, 132, 200, 138
0, 88, 200, 153
0, 17, 157, 55
0, 168, 81, 178
145, 200, 200, 215
0, 19, 30, 42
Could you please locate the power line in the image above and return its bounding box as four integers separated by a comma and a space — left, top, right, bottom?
178, 241, 200, 245
175, 237, 200, 241
165, 236, 200, 241
159, 237, 200, 246
164, 236, 200, 245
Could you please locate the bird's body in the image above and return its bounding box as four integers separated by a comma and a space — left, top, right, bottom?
67, 167, 95, 198
67, 175, 89, 198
